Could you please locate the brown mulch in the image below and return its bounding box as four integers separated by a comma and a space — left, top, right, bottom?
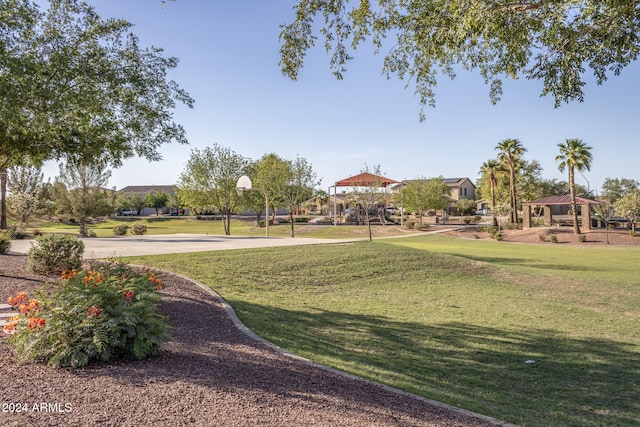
442, 226, 640, 246
0, 252, 503, 427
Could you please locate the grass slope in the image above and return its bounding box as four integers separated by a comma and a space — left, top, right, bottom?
127, 235, 640, 427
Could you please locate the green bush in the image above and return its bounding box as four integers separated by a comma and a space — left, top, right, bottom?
131, 223, 148, 235
404, 220, 416, 230
494, 232, 503, 241
5, 261, 169, 368
578, 234, 587, 243
630, 229, 637, 237
550, 234, 558, 244
0, 232, 11, 254
27, 234, 84, 275
479, 225, 498, 235
113, 224, 129, 236
294, 217, 310, 223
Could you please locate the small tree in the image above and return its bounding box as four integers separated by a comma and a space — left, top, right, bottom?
115, 192, 145, 216
57, 159, 113, 236
350, 165, 390, 241
177, 144, 248, 235
494, 202, 513, 235
456, 199, 476, 216
398, 179, 430, 226
593, 202, 613, 244
145, 191, 169, 216
614, 189, 640, 231
8, 193, 40, 232
280, 156, 320, 238
7, 164, 47, 231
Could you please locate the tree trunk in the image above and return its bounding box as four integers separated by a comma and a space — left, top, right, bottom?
0, 168, 7, 230
289, 211, 295, 237
569, 168, 581, 235
510, 166, 518, 224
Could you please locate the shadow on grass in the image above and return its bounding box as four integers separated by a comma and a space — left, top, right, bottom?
230, 301, 640, 427
70, 287, 499, 427
435, 253, 612, 274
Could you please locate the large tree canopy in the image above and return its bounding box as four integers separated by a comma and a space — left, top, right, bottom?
1, 0, 193, 228
280, 0, 640, 119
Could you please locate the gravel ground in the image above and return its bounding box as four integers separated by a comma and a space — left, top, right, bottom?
0, 252, 507, 427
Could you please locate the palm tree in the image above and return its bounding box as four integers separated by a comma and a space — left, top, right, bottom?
496, 139, 527, 224
556, 138, 593, 235
479, 159, 501, 226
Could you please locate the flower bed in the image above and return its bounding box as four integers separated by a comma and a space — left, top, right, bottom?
3, 260, 169, 368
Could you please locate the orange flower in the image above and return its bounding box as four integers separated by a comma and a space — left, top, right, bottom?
61, 269, 78, 280
86, 306, 102, 318
123, 291, 136, 302
2, 321, 17, 335
8, 291, 29, 308
27, 317, 45, 330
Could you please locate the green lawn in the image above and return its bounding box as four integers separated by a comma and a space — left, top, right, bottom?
27, 216, 417, 239
127, 235, 640, 427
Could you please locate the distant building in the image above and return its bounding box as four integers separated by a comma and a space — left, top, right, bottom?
391, 177, 476, 213
118, 185, 177, 196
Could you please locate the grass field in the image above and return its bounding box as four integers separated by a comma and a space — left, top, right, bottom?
126, 234, 640, 427
27, 216, 416, 239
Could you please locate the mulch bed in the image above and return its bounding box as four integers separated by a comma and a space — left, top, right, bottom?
0, 252, 502, 427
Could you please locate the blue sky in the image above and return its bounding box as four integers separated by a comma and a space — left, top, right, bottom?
42, 0, 639, 195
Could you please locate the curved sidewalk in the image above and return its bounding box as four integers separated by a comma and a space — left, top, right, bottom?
8, 234, 365, 259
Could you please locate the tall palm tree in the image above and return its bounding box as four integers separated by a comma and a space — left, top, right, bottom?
479, 159, 501, 226
556, 138, 593, 235
496, 139, 527, 224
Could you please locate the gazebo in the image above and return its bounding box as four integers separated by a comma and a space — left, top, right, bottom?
329, 173, 399, 224
521, 194, 601, 229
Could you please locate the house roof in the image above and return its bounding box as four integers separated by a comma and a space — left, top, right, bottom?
522, 194, 601, 206
119, 185, 176, 194
335, 173, 399, 188
394, 178, 475, 189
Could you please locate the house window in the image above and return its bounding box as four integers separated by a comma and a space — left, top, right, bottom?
464, 188, 467, 197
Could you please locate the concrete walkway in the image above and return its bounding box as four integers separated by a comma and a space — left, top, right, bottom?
8, 234, 368, 259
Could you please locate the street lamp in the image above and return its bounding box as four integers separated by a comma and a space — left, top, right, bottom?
236, 175, 269, 237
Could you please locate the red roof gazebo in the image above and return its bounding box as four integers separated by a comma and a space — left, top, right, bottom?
329, 173, 399, 224
334, 172, 399, 188
521, 194, 601, 229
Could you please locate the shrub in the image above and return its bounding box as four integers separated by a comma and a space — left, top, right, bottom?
0, 232, 11, 254
113, 224, 129, 236
404, 220, 416, 230
550, 234, 558, 244
494, 232, 503, 241
131, 223, 148, 235
27, 234, 84, 275
539, 234, 547, 242
479, 225, 498, 235
503, 222, 522, 230
578, 234, 587, 243
4, 261, 169, 368
630, 230, 637, 237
